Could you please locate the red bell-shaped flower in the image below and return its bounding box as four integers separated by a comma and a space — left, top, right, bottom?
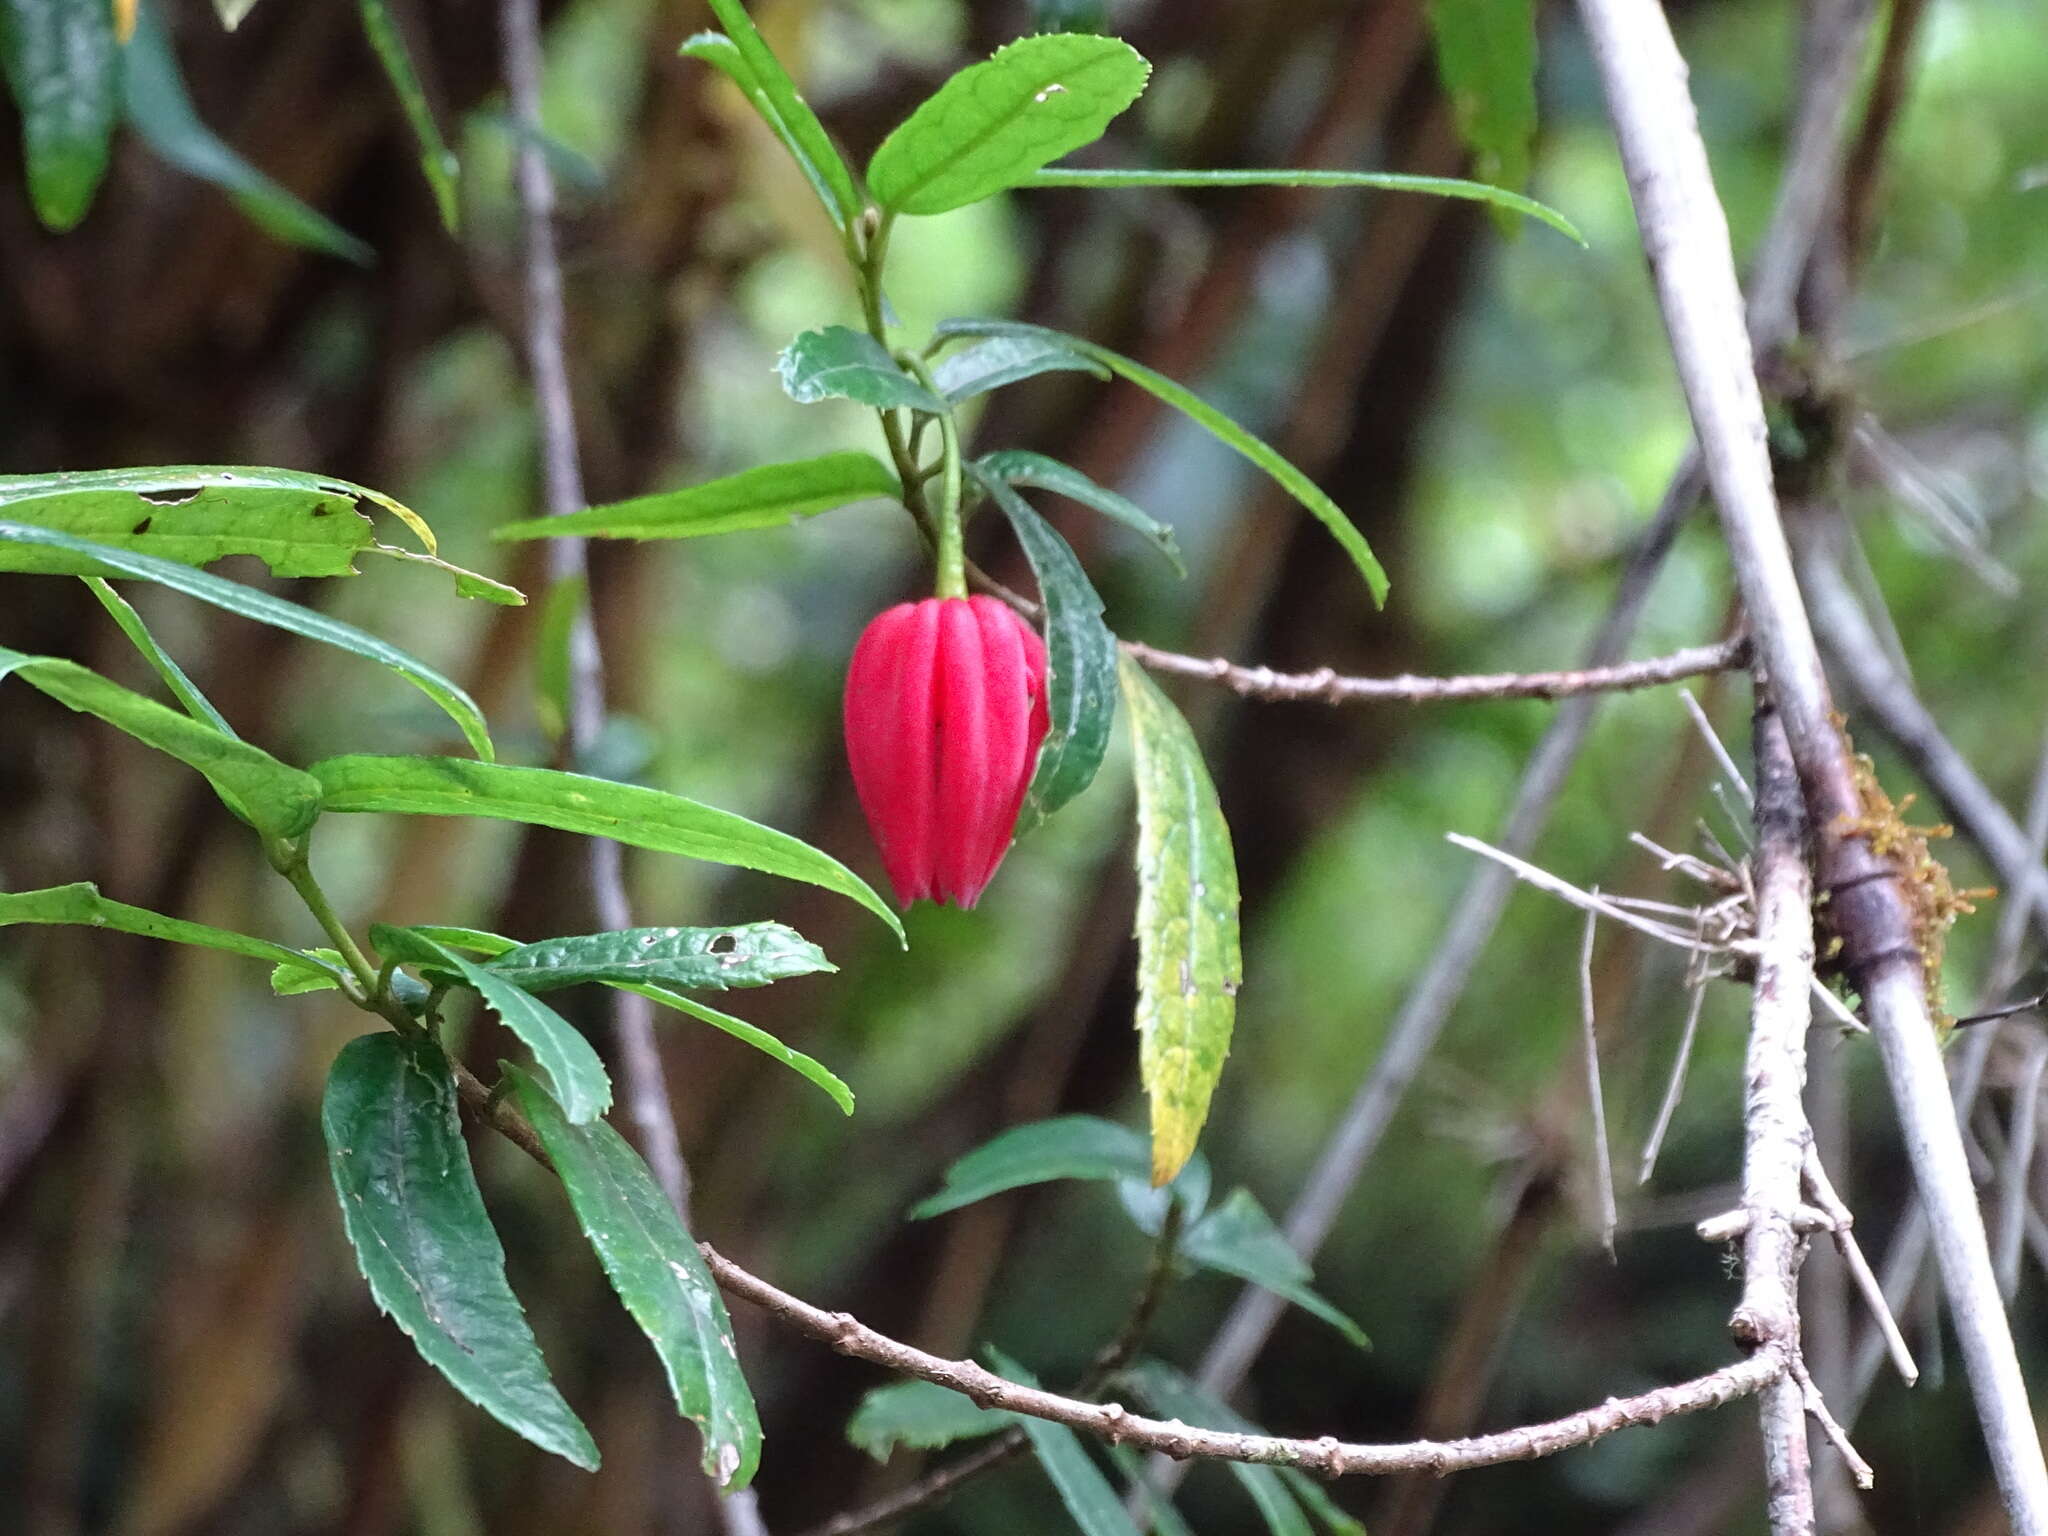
844, 595, 1049, 909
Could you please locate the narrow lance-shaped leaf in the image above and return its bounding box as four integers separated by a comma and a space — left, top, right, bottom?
0, 646, 321, 839
311, 755, 900, 941
867, 33, 1150, 217
497, 452, 900, 543
0, 524, 496, 759
483, 923, 832, 994
372, 925, 611, 1125
1426, 0, 1538, 195
624, 985, 854, 1116
975, 449, 1183, 575
0, 882, 342, 979
911, 1115, 1152, 1219
940, 319, 1388, 605
776, 328, 944, 413
359, 0, 460, 233
321, 1033, 598, 1469
846, 1380, 1016, 1460
1118, 1362, 1331, 1536
975, 475, 1118, 824
83, 576, 236, 734
122, 5, 373, 265
986, 1348, 1144, 1536
1179, 1189, 1368, 1349
1021, 165, 1580, 244
1118, 654, 1240, 1185
682, 3, 861, 228
368, 921, 858, 1115
510, 1067, 762, 1489
934, 334, 1108, 404
0, 0, 117, 230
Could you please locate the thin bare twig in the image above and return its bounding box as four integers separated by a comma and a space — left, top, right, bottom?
1641, 972, 1712, 1185
1996, 1034, 2048, 1301
1124, 636, 1748, 706
1444, 835, 1726, 955
1579, 905, 1620, 1256
1803, 1146, 1917, 1387
1575, 0, 2048, 1517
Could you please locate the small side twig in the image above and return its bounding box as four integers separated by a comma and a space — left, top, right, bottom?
1579, 905, 1620, 1256
1123, 636, 1749, 707
1640, 971, 1712, 1185
1803, 1146, 1917, 1386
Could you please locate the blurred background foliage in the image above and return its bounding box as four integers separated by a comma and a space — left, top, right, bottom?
1, 0, 2045, 1532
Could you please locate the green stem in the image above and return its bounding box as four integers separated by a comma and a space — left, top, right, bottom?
904, 354, 966, 599
279, 855, 378, 993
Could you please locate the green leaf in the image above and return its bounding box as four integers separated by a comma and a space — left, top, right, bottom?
846, 1379, 1015, 1461
1114, 1151, 1211, 1236
975, 449, 1183, 576
483, 923, 833, 994
510, 1067, 762, 1489
0, 881, 340, 979
1118, 655, 1239, 1185
83, 576, 236, 734
681, 9, 861, 229
372, 926, 611, 1125
0, 464, 490, 595
310, 756, 900, 941
776, 328, 943, 413
623, 985, 854, 1115
533, 573, 585, 742
1118, 1363, 1324, 1536
1179, 1190, 1368, 1350
867, 33, 1150, 217
1108, 1445, 1199, 1536
975, 476, 1118, 824
272, 947, 348, 995
0, 524, 496, 759
939, 320, 1387, 605
0, 0, 116, 230
406, 925, 517, 957
911, 1115, 1149, 1219
359, 0, 460, 233
1426, 0, 1538, 197
320, 1032, 598, 1469
934, 334, 1108, 404
496, 452, 900, 543
212, 0, 261, 27
121, 5, 373, 265
1021, 166, 1580, 244
0, 647, 320, 838
987, 1348, 1143, 1536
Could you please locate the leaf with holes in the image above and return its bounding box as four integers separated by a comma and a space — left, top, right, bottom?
321, 1032, 597, 1468
940, 319, 1386, 605
1119, 655, 1239, 1185
976, 449, 1183, 575
975, 475, 1117, 824
497, 452, 900, 543
483, 924, 832, 994
0, 524, 495, 758
0, 648, 320, 838
868, 33, 1149, 216
372, 925, 610, 1125
311, 756, 898, 940
0, 0, 117, 230
511, 1067, 761, 1489
776, 328, 943, 413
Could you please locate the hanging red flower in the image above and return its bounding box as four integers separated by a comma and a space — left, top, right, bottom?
843, 595, 1050, 909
